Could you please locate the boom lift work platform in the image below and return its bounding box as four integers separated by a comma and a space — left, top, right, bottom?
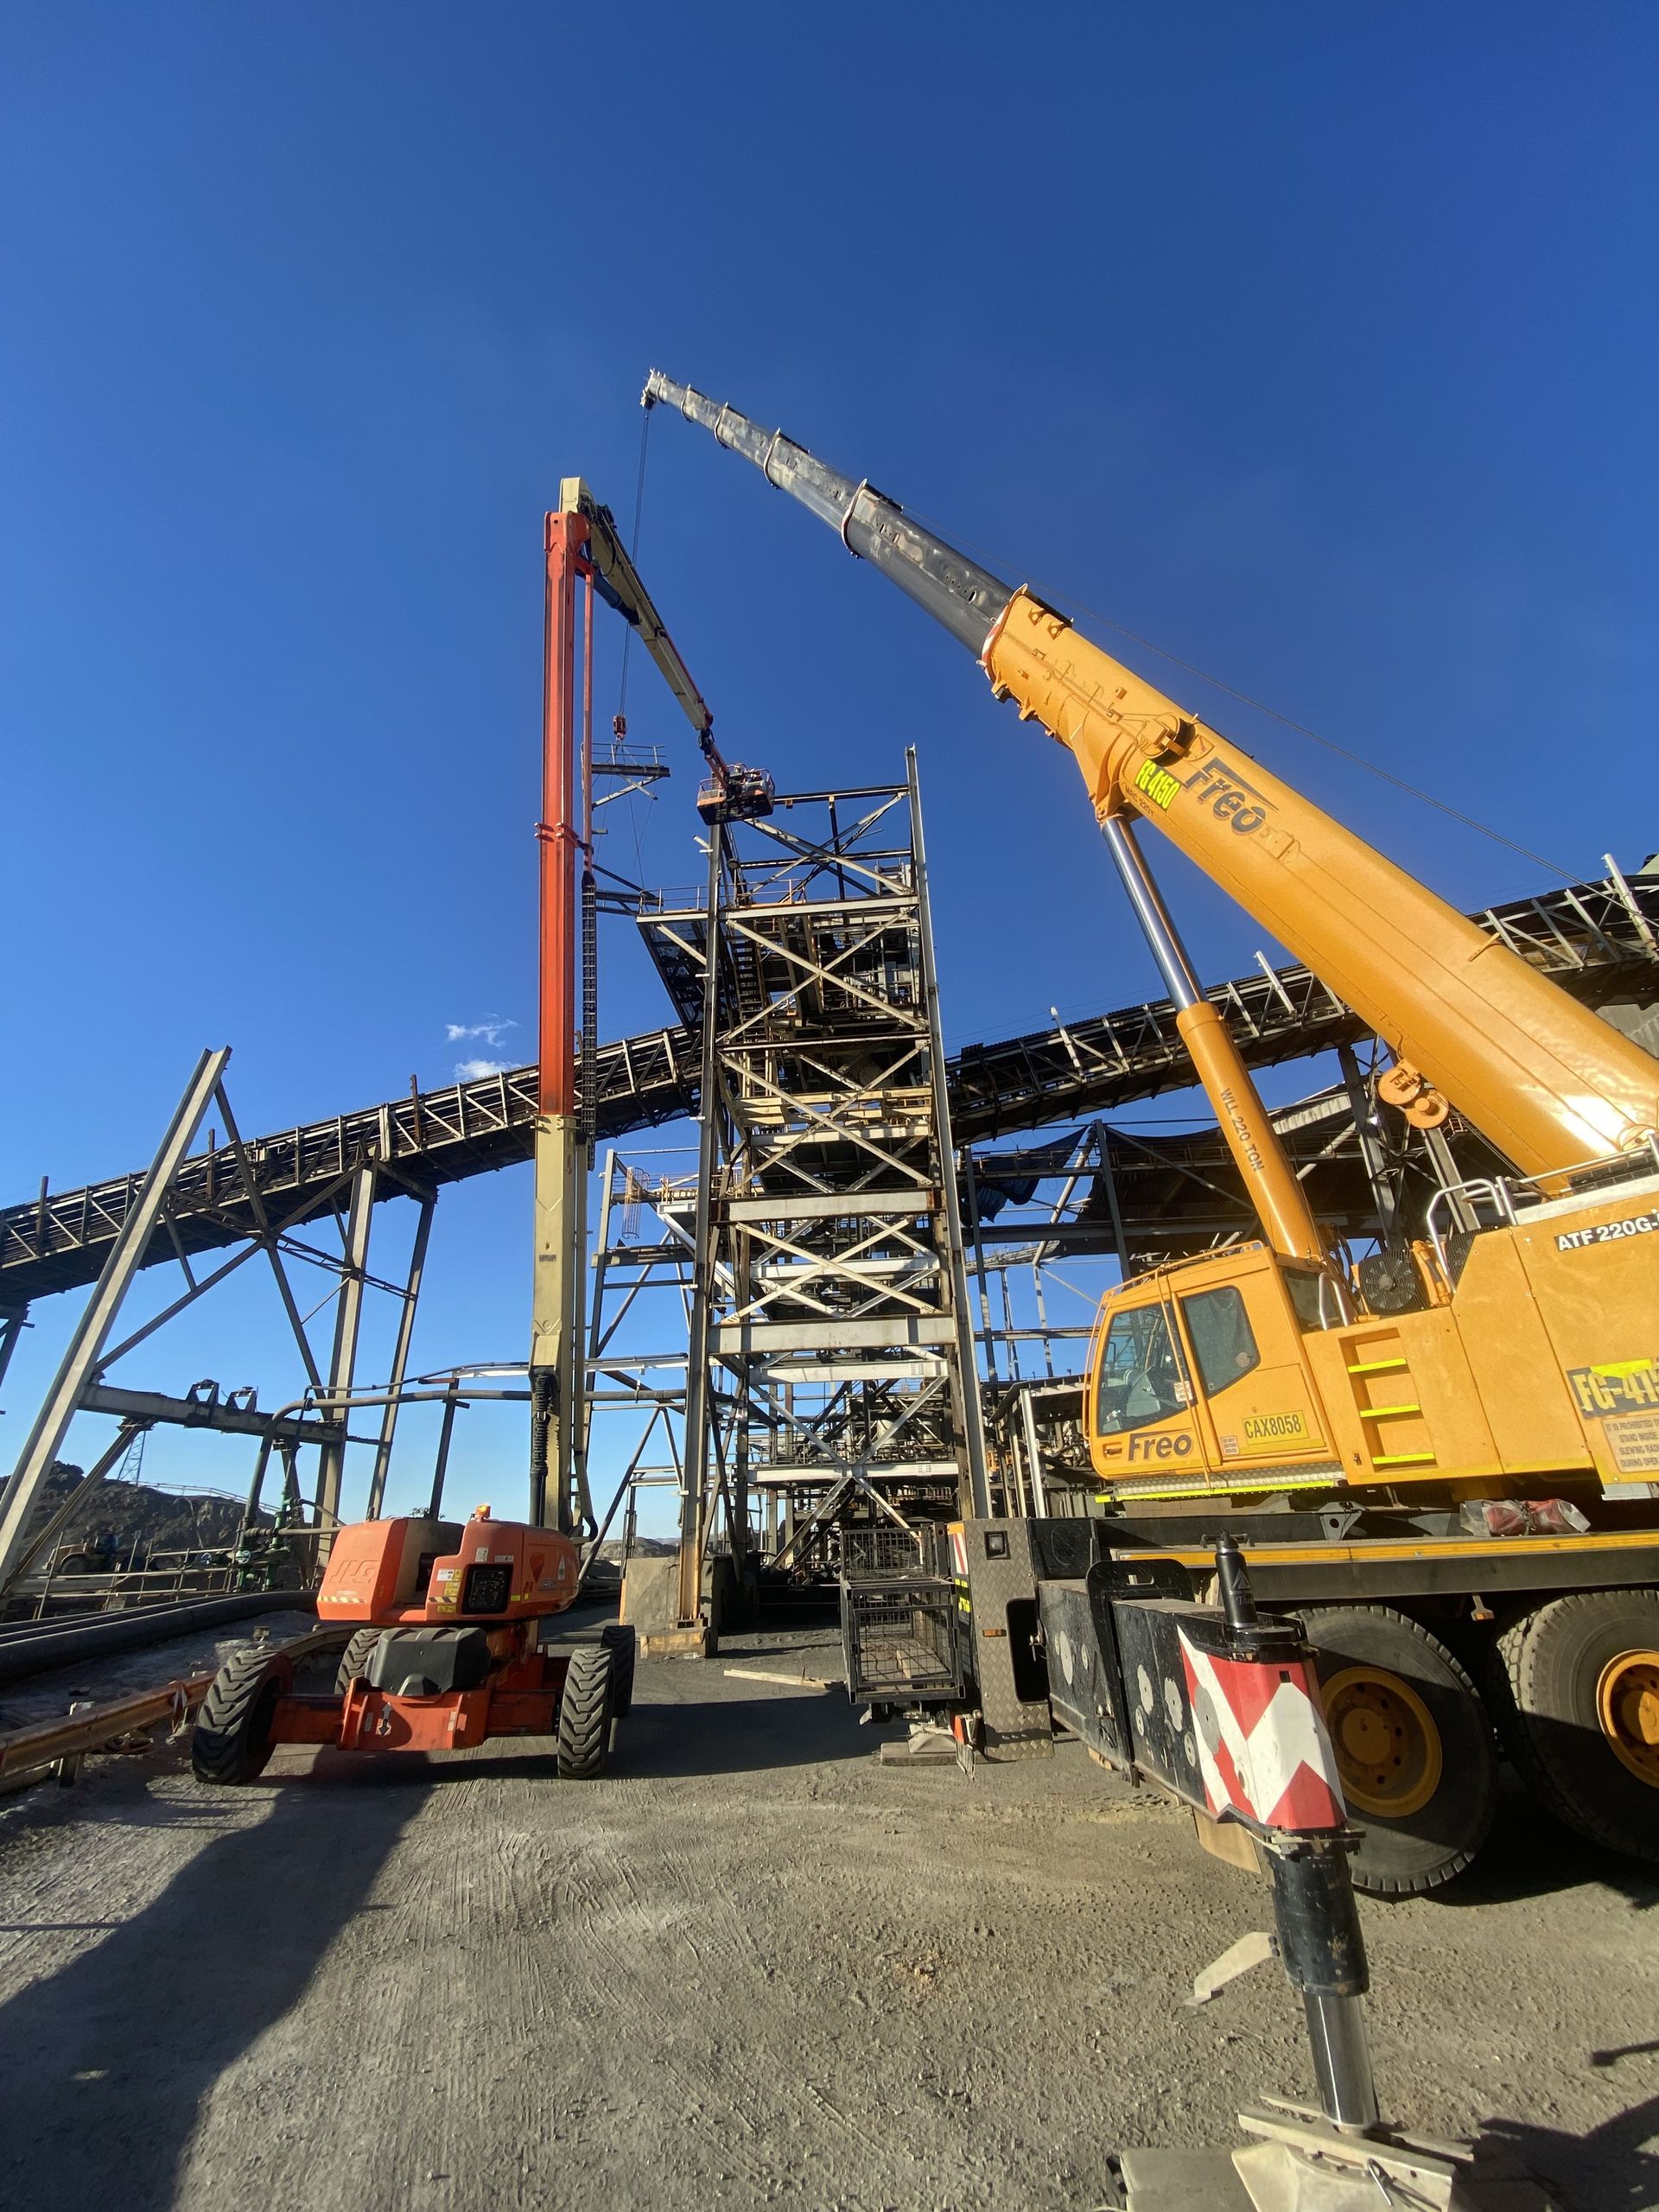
170, 471, 737, 1784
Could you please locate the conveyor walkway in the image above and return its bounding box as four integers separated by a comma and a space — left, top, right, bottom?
3, 867, 1654, 1307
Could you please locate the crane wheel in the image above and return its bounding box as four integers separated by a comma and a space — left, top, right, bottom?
192, 1647, 294, 1787
1491, 1590, 1659, 1864
334, 1628, 384, 1694
556, 1645, 614, 1779
600, 1623, 637, 1718
1294, 1605, 1497, 1896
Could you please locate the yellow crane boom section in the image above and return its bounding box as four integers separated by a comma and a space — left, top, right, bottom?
640, 367, 1659, 1181
982, 588, 1659, 1179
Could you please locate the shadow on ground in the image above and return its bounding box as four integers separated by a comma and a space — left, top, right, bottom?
0, 1764, 415, 2212
1477, 2090, 1659, 2212
620, 1688, 880, 1778
210, 1681, 880, 1791
1430, 1781, 1659, 1913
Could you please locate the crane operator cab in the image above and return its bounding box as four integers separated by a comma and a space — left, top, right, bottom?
1088, 1247, 1344, 1504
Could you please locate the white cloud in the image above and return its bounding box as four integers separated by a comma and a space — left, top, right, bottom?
445, 1015, 517, 1047
455, 1057, 512, 1081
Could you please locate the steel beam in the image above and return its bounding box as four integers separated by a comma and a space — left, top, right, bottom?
3, 1422, 147, 1588
0, 1307, 27, 1402
365, 1192, 435, 1517
0, 1048, 229, 1592
314, 1160, 377, 1538
909, 747, 990, 1518
677, 829, 725, 1625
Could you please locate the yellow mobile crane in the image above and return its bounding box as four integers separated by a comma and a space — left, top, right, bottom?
643, 368, 1659, 1893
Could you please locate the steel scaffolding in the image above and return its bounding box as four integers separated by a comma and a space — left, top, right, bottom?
627, 757, 988, 1613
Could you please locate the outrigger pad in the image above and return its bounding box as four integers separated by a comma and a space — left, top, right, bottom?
365, 1626, 492, 1697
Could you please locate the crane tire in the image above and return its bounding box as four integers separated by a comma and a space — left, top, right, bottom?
1491, 1590, 1659, 1864
334, 1627, 384, 1693
1294, 1605, 1497, 1897
556, 1645, 613, 1780
192, 1648, 293, 1787
600, 1623, 636, 1717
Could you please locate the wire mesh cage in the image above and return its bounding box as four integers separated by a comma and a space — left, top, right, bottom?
840, 1579, 962, 1700
836, 1524, 926, 1580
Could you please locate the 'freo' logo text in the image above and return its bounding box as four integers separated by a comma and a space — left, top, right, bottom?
1183, 756, 1274, 836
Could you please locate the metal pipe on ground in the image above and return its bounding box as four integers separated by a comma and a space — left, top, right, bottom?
0, 1674, 215, 1789
0, 1624, 347, 1790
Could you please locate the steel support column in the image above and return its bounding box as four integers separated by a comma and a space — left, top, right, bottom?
677, 828, 726, 1626
0, 1306, 27, 1403
530, 495, 590, 1535
910, 747, 990, 1518
0, 1047, 229, 1592
365, 1192, 435, 1518
315, 1160, 377, 1540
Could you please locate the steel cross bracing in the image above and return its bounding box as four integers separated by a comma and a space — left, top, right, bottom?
0, 1050, 438, 1601
4, 862, 1656, 1312
949, 857, 1659, 1139
652, 765, 988, 1590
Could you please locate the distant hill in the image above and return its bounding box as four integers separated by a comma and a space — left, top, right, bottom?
28, 1461, 264, 1566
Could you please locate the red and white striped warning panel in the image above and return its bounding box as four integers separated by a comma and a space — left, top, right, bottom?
1177, 1630, 1344, 1832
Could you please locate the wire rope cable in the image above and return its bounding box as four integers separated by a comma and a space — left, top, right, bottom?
615, 404, 654, 886
903, 501, 1575, 882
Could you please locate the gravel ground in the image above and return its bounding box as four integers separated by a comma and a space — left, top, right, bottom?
0, 1616, 1656, 2211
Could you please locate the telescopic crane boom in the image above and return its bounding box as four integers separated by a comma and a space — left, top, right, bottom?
640, 369, 1659, 1183
643, 372, 1659, 1903
561, 478, 772, 821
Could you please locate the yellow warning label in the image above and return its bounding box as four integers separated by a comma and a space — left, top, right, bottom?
1134, 759, 1180, 812
1606, 1413, 1659, 1474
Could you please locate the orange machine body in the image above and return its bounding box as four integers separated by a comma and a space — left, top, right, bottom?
315, 1510, 582, 1629
261, 1510, 589, 1759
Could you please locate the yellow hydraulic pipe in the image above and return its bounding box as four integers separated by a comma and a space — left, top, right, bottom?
1174, 999, 1327, 1267
1099, 810, 1327, 1266
984, 589, 1659, 1179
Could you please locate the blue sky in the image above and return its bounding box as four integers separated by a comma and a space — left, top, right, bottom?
3, 5, 1656, 1522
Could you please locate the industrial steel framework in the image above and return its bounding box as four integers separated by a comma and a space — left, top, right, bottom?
0, 1048, 436, 1601
635, 760, 988, 1619
3, 860, 1656, 1593
6, 862, 1652, 1317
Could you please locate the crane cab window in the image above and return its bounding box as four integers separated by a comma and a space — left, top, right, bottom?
1179, 1285, 1261, 1397
1096, 1305, 1187, 1435
1284, 1269, 1334, 1332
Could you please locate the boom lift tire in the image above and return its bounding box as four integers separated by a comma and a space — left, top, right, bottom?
1491, 1590, 1659, 1864
600, 1622, 637, 1717
192, 1648, 294, 1786
556, 1645, 614, 1779
1294, 1605, 1497, 1897
334, 1627, 384, 1693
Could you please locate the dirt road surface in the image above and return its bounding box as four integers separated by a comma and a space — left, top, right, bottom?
1, 1617, 1656, 2211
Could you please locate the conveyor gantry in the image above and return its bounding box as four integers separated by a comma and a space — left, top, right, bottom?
3, 864, 1654, 1309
